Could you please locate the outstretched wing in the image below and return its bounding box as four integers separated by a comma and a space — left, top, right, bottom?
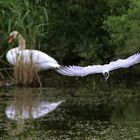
57, 65, 103, 77
57, 53, 140, 77
107, 53, 140, 71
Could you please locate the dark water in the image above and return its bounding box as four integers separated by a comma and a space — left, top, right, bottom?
0, 81, 140, 140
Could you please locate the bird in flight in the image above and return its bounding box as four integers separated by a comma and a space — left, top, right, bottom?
57, 53, 140, 81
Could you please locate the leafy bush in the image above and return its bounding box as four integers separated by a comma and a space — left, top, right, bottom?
0, 0, 135, 66
45, 0, 112, 64
104, 0, 140, 56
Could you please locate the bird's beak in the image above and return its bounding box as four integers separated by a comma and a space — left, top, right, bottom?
8, 36, 14, 43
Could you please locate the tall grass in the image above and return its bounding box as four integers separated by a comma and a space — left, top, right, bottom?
0, 0, 48, 86
0, 0, 48, 49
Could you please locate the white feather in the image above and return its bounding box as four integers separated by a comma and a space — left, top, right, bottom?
6, 48, 60, 70
7, 31, 68, 76
57, 53, 140, 77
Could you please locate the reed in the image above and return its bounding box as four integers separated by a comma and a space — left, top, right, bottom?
13, 53, 42, 86
0, 0, 48, 49
6, 88, 37, 135
0, 0, 48, 86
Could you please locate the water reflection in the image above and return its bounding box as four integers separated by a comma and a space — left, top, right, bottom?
6, 101, 63, 120
0, 86, 139, 139
5, 88, 64, 135
6, 99, 63, 120
6, 88, 63, 120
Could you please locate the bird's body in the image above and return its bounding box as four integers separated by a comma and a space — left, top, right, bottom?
6, 47, 60, 71
7, 31, 140, 80
57, 53, 140, 80
7, 31, 63, 73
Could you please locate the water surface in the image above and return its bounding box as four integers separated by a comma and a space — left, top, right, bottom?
0, 81, 140, 140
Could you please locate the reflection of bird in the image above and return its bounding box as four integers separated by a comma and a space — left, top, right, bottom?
57, 53, 140, 80
6, 100, 63, 120
7, 31, 66, 74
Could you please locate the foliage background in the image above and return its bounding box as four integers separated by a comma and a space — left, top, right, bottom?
0, 0, 140, 69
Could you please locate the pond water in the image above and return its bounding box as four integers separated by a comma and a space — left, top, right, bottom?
0, 80, 140, 140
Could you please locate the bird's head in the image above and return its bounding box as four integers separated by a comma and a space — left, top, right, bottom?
103, 72, 109, 81
8, 31, 19, 43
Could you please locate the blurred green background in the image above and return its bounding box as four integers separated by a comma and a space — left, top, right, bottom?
0, 0, 139, 71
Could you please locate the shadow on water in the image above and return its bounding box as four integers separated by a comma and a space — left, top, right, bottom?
0, 81, 139, 139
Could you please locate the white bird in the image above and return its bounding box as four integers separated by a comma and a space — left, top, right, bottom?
57, 53, 140, 80
6, 31, 66, 74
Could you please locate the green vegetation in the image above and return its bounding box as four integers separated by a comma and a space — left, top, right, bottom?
0, 0, 137, 63
0, 0, 48, 48
105, 0, 140, 56
0, 1, 140, 138
0, 0, 140, 83
46, 0, 111, 64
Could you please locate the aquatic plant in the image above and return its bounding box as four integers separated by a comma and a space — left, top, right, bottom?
13, 53, 42, 86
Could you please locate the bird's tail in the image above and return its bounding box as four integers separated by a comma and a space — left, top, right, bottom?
55, 66, 75, 76
55, 65, 87, 77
